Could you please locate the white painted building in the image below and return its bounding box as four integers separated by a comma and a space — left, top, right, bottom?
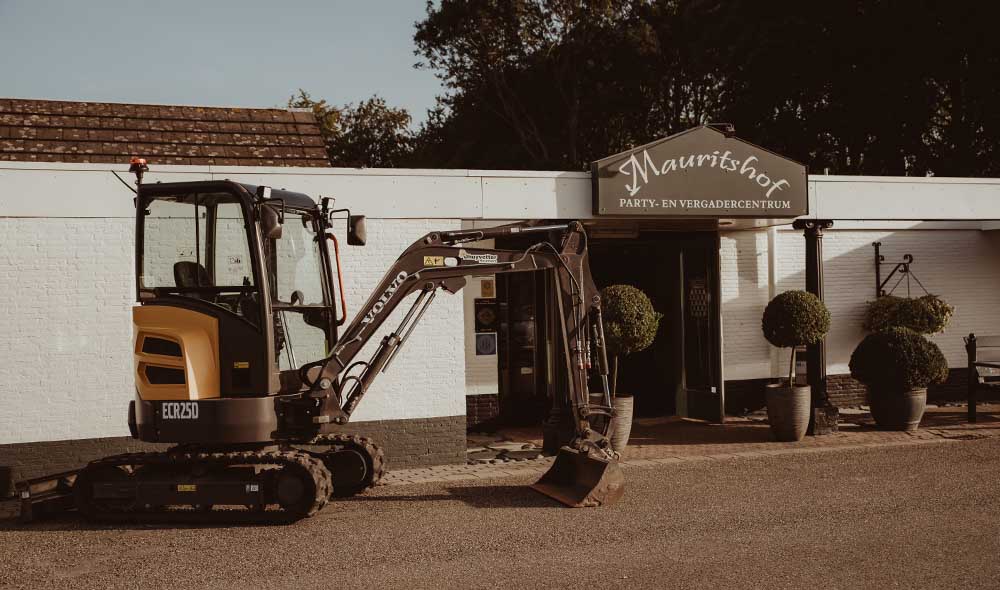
3, 160, 1000, 481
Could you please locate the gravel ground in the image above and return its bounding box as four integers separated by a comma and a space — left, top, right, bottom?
2, 438, 999, 590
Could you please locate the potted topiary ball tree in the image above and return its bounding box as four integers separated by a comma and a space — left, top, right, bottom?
849, 327, 948, 430
761, 290, 831, 441
600, 284, 662, 453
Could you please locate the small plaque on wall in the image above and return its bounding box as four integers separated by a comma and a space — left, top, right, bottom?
474, 298, 498, 333
475, 333, 498, 356
481, 279, 495, 298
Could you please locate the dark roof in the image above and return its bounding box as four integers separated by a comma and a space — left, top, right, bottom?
0, 98, 331, 167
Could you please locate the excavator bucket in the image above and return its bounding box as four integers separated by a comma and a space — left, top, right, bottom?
531, 446, 624, 508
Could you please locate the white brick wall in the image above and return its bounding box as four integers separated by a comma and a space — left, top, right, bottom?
0, 219, 135, 444
0, 215, 464, 445
723, 228, 1000, 380
720, 231, 774, 380
326, 218, 466, 422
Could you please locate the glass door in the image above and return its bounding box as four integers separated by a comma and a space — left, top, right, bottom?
677, 235, 724, 423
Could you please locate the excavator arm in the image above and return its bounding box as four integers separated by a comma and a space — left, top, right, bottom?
300, 220, 624, 506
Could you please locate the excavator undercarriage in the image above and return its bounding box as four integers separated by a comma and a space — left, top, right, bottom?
16, 169, 623, 523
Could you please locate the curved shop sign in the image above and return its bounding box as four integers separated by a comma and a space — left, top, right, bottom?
591, 125, 807, 217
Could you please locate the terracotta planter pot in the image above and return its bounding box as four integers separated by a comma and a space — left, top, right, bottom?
765, 384, 811, 442
868, 387, 926, 431
607, 395, 634, 453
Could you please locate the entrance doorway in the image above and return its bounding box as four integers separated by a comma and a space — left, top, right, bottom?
493, 227, 724, 425
588, 231, 722, 420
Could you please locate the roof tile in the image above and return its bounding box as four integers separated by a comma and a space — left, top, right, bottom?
251, 110, 281, 123
295, 124, 321, 136
300, 134, 325, 147
60, 102, 90, 116
87, 129, 115, 141
111, 130, 138, 142
226, 109, 253, 122
64, 128, 88, 141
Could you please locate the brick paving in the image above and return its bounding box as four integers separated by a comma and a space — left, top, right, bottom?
380, 404, 1000, 486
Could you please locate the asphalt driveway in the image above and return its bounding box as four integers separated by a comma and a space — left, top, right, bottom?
2, 438, 999, 589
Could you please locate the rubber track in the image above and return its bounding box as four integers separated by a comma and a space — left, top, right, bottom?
74, 449, 332, 524
303, 434, 385, 496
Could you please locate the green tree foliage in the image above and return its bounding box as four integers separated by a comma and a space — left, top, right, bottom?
288, 91, 414, 168
330, 97, 414, 168
849, 327, 949, 394
410, 1, 1000, 176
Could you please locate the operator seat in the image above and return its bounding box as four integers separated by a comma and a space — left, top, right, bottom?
173, 261, 212, 297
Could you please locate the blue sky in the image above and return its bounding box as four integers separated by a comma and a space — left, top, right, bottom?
0, 0, 443, 125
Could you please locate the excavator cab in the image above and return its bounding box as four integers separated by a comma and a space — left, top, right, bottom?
134, 182, 338, 407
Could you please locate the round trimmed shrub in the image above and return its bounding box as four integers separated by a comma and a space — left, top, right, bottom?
761, 290, 831, 349
863, 295, 905, 333
600, 284, 662, 356
849, 327, 949, 394
897, 294, 954, 335
601, 284, 663, 399
863, 294, 954, 335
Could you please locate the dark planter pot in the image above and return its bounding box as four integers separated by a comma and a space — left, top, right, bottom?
607, 395, 634, 454
868, 387, 927, 431
765, 384, 811, 442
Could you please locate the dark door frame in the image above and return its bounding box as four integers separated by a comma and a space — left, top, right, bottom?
675, 232, 725, 423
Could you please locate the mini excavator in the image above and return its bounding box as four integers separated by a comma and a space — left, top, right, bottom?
16, 161, 623, 523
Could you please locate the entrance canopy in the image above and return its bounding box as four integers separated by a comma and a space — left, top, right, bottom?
591, 125, 808, 218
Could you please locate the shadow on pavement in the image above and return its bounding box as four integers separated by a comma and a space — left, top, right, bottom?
840, 408, 1000, 429
352, 485, 561, 509
626, 419, 774, 446
486, 407, 1000, 451
0, 484, 561, 530
0, 512, 302, 532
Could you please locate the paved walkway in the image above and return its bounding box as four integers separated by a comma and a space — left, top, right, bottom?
382, 404, 1000, 486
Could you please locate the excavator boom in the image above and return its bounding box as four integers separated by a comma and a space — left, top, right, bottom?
299, 220, 624, 507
